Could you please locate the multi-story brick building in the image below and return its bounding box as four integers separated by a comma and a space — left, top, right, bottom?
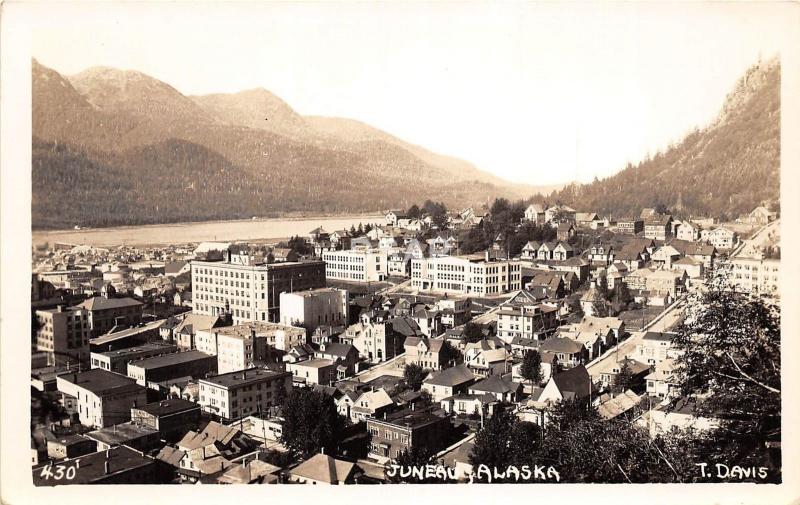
191, 248, 326, 324
198, 368, 292, 421
35, 306, 91, 365
366, 406, 451, 462
90, 342, 178, 374
71, 295, 144, 337
126, 350, 217, 387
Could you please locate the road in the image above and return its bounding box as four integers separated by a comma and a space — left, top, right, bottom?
731, 219, 779, 258
586, 296, 686, 379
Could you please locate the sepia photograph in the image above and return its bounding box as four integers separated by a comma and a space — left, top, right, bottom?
1, 1, 799, 503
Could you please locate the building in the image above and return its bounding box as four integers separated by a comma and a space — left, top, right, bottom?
72, 295, 144, 337
161, 312, 226, 350
435, 297, 472, 328
214, 326, 276, 374
46, 435, 97, 461
747, 206, 777, 225
90, 342, 178, 374
729, 255, 780, 296
286, 359, 338, 386
411, 252, 522, 296
287, 453, 358, 484
198, 368, 292, 421
127, 350, 217, 387
56, 369, 148, 429
34, 306, 91, 365
191, 249, 326, 324
705, 227, 739, 250
322, 248, 388, 283
421, 363, 476, 402
544, 205, 577, 224
279, 288, 348, 332
675, 222, 702, 242
130, 398, 202, 441
85, 422, 161, 452
635, 331, 680, 365
644, 215, 673, 241
404, 336, 448, 370
351, 388, 395, 423
366, 406, 451, 462
616, 217, 644, 235
523, 204, 546, 224
196, 321, 307, 358
33, 445, 161, 485
496, 293, 560, 343
344, 316, 409, 363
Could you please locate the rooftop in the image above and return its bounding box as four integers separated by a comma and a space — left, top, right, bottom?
73, 296, 143, 312
58, 368, 144, 396
128, 350, 214, 370
133, 398, 200, 417
289, 453, 355, 484
85, 422, 159, 446
32, 445, 155, 485
201, 367, 290, 389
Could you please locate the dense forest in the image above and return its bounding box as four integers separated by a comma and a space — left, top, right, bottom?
31, 60, 539, 229
537, 59, 780, 220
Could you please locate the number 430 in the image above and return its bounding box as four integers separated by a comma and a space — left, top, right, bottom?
39, 464, 76, 481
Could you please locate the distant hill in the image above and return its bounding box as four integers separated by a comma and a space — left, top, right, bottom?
543, 59, 780, 220
32, 60, 548, 229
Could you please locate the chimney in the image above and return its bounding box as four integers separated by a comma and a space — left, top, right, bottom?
105, 449, 110, 459
411, 402, 416, 411
57, 305, 64, 313
104, 460, 110, 475
320, 447, 325, 455
485, 250, 491, 262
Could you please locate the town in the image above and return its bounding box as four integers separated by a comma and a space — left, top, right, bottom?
29, 201, 781, 484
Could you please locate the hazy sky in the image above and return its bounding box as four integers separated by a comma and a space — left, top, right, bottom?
32, 2, 789, 186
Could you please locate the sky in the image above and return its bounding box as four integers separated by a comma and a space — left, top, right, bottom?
31, 2, 790, 187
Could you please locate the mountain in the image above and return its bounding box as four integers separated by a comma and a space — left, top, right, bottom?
33, 59, 544, 228
544, 59, 780, 220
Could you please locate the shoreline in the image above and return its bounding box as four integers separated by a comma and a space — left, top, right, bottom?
31, 213, 385, 235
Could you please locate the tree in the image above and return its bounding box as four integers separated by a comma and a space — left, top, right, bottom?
403, 363, 428, 391
519, 350, 542, 386
463, 322, 484, 342
280, 388, 345, 458
388, 446, 436, 483
469, 404, 516, 472
287, 235, 311, 256
672, 272, 781, 480
407, 204, 421, 219
614, 359, 634, 393
439, 340, 462, 367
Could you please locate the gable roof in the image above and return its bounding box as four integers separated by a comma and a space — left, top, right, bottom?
404, 336, 445, 353
540, 337, 584, 355
424, 363, 474, 387
289, 453, 355, 484
470, 374, 520, 394
551, 365, 592, 398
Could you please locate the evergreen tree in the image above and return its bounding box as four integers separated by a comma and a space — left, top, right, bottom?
280, 388, 344, 458
519, 350, 543, 386
403, 363, 428, 391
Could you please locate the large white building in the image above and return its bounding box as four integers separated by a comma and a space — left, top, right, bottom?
195, 322, 308, 359
191, 248, 326, 324
410, 252, 522, 296
279, 288, 348, 332
729, 255, 779, 297
322, 248, 387, 283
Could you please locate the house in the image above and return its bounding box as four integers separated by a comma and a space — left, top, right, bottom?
56, 369, 148, 429
287, 453, 359, 484
551, 241, 574, 261
525, 272, 565, 300
468, 374, 521, 403
385, 210, 407, 227
597, 390, 643, 420
496, 292, 560, 343
404, 336, 448, 370
587, 243, 614, 266
162, 312, 225, 350
520, 241, 541, 260
651, 245, 682, 270
350, 388, 395, 423
467, 347, 510, 377
216, 460, 281, 484
704, 227, 738, 250
539, 337, 587, 368
644, 215, 673, 241
645, 358, 679, 399
640, 397, 719, 438
616, 217, 644, 235
345, 315, 411, 363
672, 256, 704, 279
72, 295, 144, 337
523, 204, 547, 224
747, 206, 777, 225
421, 363, 476, 402
556, 222, 576, 241
594, 357, 651, 390
529, 365, 594, 416
315, 341, 359, 378
606, 261, 628, 289
156, 421, 261, 482
675, 221, 702, 242
411, 305, 443, 337
559, 256, 590, 282
575, 212, 601, 228
669, 240, 716, 269
545, 204, 577, 225
164, 260, 191, 277
635, 331, 680, 365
